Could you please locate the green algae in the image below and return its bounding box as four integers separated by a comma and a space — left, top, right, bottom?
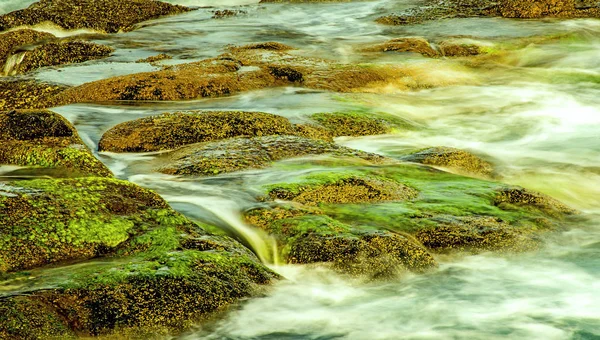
310, 110, 414, 137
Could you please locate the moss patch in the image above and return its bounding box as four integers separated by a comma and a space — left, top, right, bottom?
0, 80, 67, 111
0, 29, 54, 67
310, 111, 413, 137
401, 146, 495, 178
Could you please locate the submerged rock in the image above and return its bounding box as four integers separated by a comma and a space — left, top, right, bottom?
0, 0, 192, 33
136, 53, 172, 63
0, 177, 277, 337
376, 0, 600, 25
439, 40, 484, 57
494, 187, 578, 216
98, 111, 297, 152
401, 146, 495, 178
310, 111, 412, 137
228, 42, 295, 52
12, 40, 114, 75
157, 135, 391, 176
0, 79, 67, 110
0, 109, 112, 177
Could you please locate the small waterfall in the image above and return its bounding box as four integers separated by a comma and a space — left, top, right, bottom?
2, 51, 26, 76
163, 195, 279, 265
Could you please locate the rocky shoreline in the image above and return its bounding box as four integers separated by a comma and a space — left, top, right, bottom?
0, 0, 595, 338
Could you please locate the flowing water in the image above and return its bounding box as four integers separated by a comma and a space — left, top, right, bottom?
3, 1, 600, 339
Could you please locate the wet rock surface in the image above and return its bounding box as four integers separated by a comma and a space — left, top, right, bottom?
0, 79, 67, 111
98, 111, 298, 152
0, 177, 278, 337
0, 0, 192, 33
401, 146, 495, 178
0, 29, 54, 70
376, 0, 600, 25
157, 135, 391, 176
0, 109, 112, 177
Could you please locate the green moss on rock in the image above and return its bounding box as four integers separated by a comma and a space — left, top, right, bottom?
246, 208, 436, 276
0, 176, 278, 337
98, 111, 298, 152
0, 29, 54, 68
0, 110, 112, 177
0, 0, 192, 33
310, 111, 412, 137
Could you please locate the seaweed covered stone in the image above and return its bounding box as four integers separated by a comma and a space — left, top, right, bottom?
376, 0, 600, 26
361, 37, 439, 57
156, 135, 391, 176
249, 164, 579, 259
0, 110, 112, 177
401, 146, 495, 178
98, 111, 298, 152
0, 177, 277, 337
11, 40, 114, 75
0, 79, 67, 111
0, 29, 54, 69
310, 111, 412, 137
246, 207, 436, 276
0, 0, 192, 33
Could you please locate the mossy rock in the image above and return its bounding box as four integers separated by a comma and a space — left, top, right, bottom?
310, 111, 412, 137
0, 0, 192, 33
400, 146, 495, 178
246, 208, 436, 277
99, 111, 298, 152
0, 177, 278, 337
0, 110, 112, 177
267, 174, 418, 205
0, 29, 54, 68
156, 135, 391, 176
439, 41, 483, 57
229, 42, 294, 52
361, 37, 439, 58
12, 40, 114, 75
0, 79, 67, 111
375, 0, 600, 26
292, 123, 333, 142
254, 164, 579, 255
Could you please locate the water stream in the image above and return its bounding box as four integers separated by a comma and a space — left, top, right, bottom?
2, 0, 600, 339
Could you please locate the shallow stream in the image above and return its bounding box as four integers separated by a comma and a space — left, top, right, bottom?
3, 0, 600, 339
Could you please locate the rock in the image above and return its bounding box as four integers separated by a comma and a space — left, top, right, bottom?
415, 215, 539, 253
136, 53, 172, 63
401, 146, 494, 178
376, 0, 600, 25
98, 111, 297, 152
361, 37, 439, 58
252, 164, 578, 258
11, 40, 114, 75
157, 135, 391, 176
292, 123, 333, 142
439, 41, 483, 57
0, 79, 67, 111
245, 207, 437, 276
0, 0, 192, 33
267, 174, 418, 204
0, 110, 112, 177
50, 57, 288, 104
213, 9, 247, 19
0, 29, 54, 69
229, 42, 294, 52
310, 111, 411, 137
493, 186, 578, 216
0, 177, 277, 337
